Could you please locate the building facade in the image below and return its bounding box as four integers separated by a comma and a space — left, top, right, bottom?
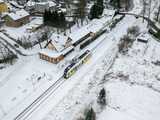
0, 1, 8, 13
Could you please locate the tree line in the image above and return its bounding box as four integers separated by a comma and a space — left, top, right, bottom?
43, 10, 66, 28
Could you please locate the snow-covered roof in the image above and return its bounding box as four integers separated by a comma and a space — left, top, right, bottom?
0, 0, 4, 3
69, 26, 90, 44
26, 1, 56, 7
40, 49, 62, 58
7, 9, 29, 21
69, 18, 109, 43
40, 45, 74, 58
26, 1, 36, 7
50, 33, 69, 52
88, 19, 104, 33
136, 33, 149, 42
103, 9, 116, 17
48, 1, 56, 7
36, 2, 48, 5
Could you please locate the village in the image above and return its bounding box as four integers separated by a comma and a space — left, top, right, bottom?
0, 0, 160, 120
0, 0, 118, 64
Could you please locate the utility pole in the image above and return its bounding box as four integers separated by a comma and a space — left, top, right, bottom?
142, 0, 146, 23
147, 0, 152, 27
156, 5, 160, 22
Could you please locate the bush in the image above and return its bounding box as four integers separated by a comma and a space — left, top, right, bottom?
127, 26, 140, 36
118, 34, 134, 53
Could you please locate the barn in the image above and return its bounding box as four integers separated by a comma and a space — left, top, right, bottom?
4, 9, 30, 27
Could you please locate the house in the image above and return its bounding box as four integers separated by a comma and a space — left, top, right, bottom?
39, 45, 74, 64
45, 33, 72, 52
4, 9, 30, 27
0, 0, 8, 13
26, 1, 57, 13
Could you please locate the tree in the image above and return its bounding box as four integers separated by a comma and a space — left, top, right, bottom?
142, 0, 147, 23
85, 108, 96, 120
156, 5, 160, 22
89, 3, 104, 20
89, 4, 97, 20
73, 0, 87, 26
97, 0, 103, 7
97, 88, 106, 106
110, 0, 121, 9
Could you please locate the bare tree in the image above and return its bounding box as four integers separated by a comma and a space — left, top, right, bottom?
142, 0, 147, 23
156, 5, 160, 22
147, 0, 152, 27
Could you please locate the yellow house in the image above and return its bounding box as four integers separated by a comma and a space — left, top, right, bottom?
0, 0, 8, 13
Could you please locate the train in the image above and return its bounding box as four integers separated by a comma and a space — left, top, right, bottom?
80, 29, 107, 49
63, 50, 91, 79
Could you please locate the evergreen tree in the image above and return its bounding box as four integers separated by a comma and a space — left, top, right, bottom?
43, 10, 47, 24
59, 12, 66, 27
89, 3, 104, 20
97, 0, 103, 7
97, 88, 106, 106
85, 108, 96, 120
110, 0, 121, 9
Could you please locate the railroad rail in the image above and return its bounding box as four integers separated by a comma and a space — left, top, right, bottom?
14, 76, 65, 120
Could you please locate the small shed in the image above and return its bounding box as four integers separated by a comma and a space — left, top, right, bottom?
136, 33, 149, 43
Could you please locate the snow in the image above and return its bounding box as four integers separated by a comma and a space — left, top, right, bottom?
98, 82, 160, 120
1, 0, 160, 120
69, 26, 90, 44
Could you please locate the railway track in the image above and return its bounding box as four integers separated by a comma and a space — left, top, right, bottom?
14, 16, 115, 120
14, 76, 65, 120
14, 33, 110, 120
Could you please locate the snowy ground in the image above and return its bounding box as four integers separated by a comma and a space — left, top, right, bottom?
98, 34, 160, 120
1, 0, 160, 120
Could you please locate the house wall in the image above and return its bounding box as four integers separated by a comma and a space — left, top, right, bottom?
47, 43, 56, 50
0, 2, 8, 13
5, 15, 30, 27
39, 53, 64, 64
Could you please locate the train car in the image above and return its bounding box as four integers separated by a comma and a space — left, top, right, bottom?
80, 29, 107, 49
63, 50, 91, 79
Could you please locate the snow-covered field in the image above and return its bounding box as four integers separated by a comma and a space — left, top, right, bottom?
98, 34, 160, 120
